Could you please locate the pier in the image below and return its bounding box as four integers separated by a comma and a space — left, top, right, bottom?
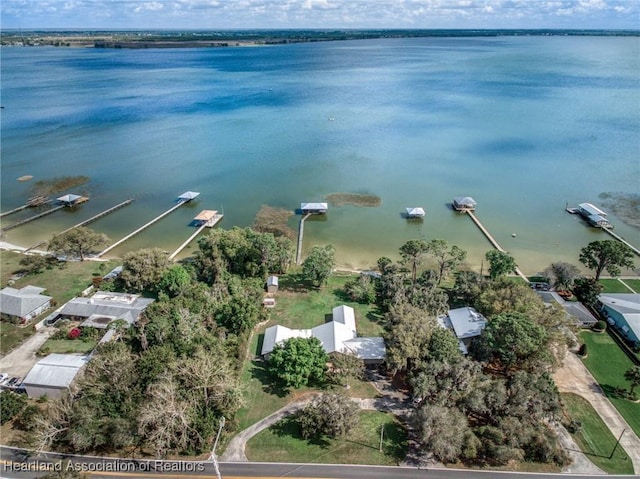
25, 199, 134, 252
96, 193, 198, 258
168, 210, 223, 261
296, 214, 311, 265
0, 196, 51, 218
466, 211, 529, 282
1, 205, 65, 232
603, 228, 640, 258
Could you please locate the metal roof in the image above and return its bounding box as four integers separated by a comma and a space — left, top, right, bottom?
444, 307, 487, 339
57, 194, 82, 203
178, 191, 200, 200
0, 286, 52, 317
22, 354, 89, 388
343, 337, 386, 360
578, 203, 607, 217
300, 202, 328, 210
453, 196, 477, 207
194, 210, 218, 221
332, 305, 356, 333
405, 207, 425, 217
267, 275, 279, 287
59, 291, 153, 326
599, 294, 640, 338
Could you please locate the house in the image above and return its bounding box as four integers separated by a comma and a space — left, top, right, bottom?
598, 293, 640, 347
452, 196, 477, 211
266, 275, 279, 294
300, 202, 328, 214
0, 285, 52, 323
537, 291, 597, 327
438, 307, 487, 354
261, 305, 386, 364
405, 207, 425, 218
56, 291, 154, 329
22, 353, 89, 399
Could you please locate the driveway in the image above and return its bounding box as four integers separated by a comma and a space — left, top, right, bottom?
554, 350, 640, 474
0, 327, 54, 377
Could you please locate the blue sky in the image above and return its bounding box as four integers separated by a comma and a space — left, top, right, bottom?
2, 0, 639, 30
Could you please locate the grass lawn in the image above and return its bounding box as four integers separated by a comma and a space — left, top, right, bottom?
580, 331, 640, 437
599, 279, 634, 294
246, 410, 407, 465
40, 338, 97, 354
621, 279, 640, 293
561, 393, 633, 475
0, 323, 36, 355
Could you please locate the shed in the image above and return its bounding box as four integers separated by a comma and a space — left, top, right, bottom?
452, 196, 477, 211
266, 275, 279, 294
300, 202, 328, 214
0, 285, 52, 323
405, 207, 425, 218
22, 354, 89, 399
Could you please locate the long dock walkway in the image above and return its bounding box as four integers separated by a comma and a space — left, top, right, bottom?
466, 211, 529, 282
96, 200, 187, 258
603, 228, 640, 258
0, 205, 65, 232
168, 213, 223, 261
25, 199, 133, 252
295, 214, 311, 265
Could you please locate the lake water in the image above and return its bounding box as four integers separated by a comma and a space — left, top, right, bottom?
1, 36, 639, 274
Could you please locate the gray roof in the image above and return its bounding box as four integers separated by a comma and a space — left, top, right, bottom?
103, 266, 123, 280
57, 193, 82, 204
267, 275, 279, 287
405, 207, 425, 217
453, 196, 477, 207
537, 291, 597, 325
599, 294, 640, 338
0, 286, 52, 317
178, 191, 200, 200
579, 203, 607, 217
59, 291, 154, 326
445, 307, 487, 339
22, 354, 89, 388
300, 202, 328, 211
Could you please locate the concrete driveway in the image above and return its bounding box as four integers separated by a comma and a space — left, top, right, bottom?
0, 327, 55, 377
554, 350, 640, 474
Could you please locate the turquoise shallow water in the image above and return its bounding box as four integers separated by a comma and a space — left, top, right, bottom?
1, 36, 639, 273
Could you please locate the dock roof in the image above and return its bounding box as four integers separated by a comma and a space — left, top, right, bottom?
301, 202, 328, 211
57, 193, 82, 204
179, 191, 200, 201
194, 210, 218, 221
405, 207, 425, 217
579, 203, 607, 217
453, 196, 477, 207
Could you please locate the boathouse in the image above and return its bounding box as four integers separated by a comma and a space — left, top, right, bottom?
193, 210, 220, 227
453, 196, 477, 211
577, 203, 611, 228
57, 194, 88, 207
178, 191, 200, 202
405, 207, 425, 218
300, 202, 328, 214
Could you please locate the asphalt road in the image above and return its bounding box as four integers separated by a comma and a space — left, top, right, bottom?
0, 446, 629, 479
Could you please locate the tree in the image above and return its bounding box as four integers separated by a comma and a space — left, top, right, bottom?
399, 239, 429, 285
343, 274, 376, 304
327, 352, 364, 387
624, 366, 640, 395
120, 248, 170, 292
542, 262, 581, 291
572, 277, 603, 307
158, 264, 191, 297
579, 240, 635, 281
485, 250, 517, 280
19, 255, 49, 275
298, 393, 359, 439
413, 405, 473, 463
452, 270, 485, 304
268, 337, 328, 389
0, 391, 27, 424
426, 327, 462, 363
47, 227, 109, 261
482, 312, 548, 373
302, 244, 336, 287
425, 239, 467, 284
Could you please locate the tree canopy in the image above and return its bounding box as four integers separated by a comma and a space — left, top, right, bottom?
47, 227, 109, 261
268, 337, 328, 389
120, 248, 170, 292
579, 240, 635, 280
297, 393, 359, 439
301, 244, 336, 287
485, 250, 517, 280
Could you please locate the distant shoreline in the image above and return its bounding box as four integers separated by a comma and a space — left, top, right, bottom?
2, 28, 638, 49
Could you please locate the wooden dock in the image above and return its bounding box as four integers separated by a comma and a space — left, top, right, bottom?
0, 205, 65, 232
1, 196, 53, 218
466, 211, 529, 282
603, 228, 640, 258
96, 199, 188, 258
25, 199, 134, 252
296, 214, 311, 265
168, 211, 223, 261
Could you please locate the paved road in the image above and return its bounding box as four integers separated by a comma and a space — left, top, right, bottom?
0, 446, 631, 479
554, 350, 640, 474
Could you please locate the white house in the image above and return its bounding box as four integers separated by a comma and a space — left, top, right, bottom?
261, 305, 386, 364
438, 307, 487, 354
22, 354, 90, 399
0, 285, 52, 323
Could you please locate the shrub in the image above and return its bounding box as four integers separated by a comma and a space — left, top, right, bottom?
68, 327, 81, 339
0, 392, 27, 424
577, 344, 588, 357
593, 320, 607, 332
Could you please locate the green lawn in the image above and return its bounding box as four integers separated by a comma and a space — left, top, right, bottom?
621, 279, 640, 293
0, 322, 36, 355
580, 331, 640, 437
246, 410, 407, 465
39, 338, 97, 354
561, 393, 633, 475
599, 279, 634, 294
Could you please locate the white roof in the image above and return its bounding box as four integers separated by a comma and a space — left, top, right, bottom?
579, 203, 607, 217
343, 337, 386, 360
599, 294, 640, 338
22, 354, 89, 389
57, 193, 82, 203
405, 207, 425, 216
443, 307, 487, 339
311, 321, 356, 354
267, 275, 279, 286
261, 325, 312, 356
332, 305, 356, 333
178, 191, 200, 200
301, 202, 328, 210
453, 196, 477, 207
0, 286, 52, 317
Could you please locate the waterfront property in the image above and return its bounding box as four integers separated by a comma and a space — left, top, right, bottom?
54, 291, 154, 328
577, 202, 612, 229
537, 291, 598, 328
438, 307, 487, 354
405, 207, 425, 218
261, 305, 386, 364
22, 353, 89, 399
0, 285, 52, 324
452, 196, 477, 212
300, 202, 328, 215
598, 293, 640, 347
